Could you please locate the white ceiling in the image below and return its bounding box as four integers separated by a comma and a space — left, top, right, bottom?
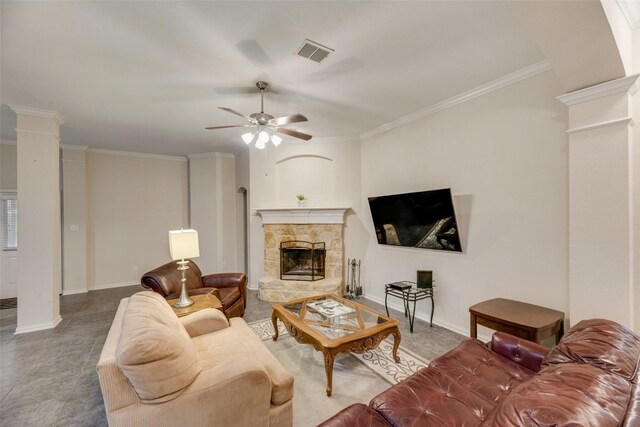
1, 1, 546, 156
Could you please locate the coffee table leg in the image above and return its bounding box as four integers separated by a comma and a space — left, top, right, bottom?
272, 314, 279, 341
323, 352, 335, 397
391, 329, 401, 363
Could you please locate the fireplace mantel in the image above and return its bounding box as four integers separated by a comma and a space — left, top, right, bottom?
255, 207, 350, 225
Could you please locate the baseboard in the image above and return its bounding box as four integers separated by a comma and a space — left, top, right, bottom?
62, 288, 88, 296
15, 315, 63, 335
247, 284, 259, 291
364, 294, 491, 342
89, 281, 138, 291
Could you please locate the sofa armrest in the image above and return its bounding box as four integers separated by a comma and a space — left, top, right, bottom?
491, 332, 550, 373
180, 308, 229, 337
109, 358, 275, 427
202, 273, 247, 308
317, 403, 390, 427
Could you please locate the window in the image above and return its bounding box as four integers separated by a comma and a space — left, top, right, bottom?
2, 196, 17, 250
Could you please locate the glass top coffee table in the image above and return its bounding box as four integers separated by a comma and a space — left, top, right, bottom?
272, 293, 401, 396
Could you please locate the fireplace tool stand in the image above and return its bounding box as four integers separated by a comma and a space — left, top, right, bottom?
345, 258, 362, 299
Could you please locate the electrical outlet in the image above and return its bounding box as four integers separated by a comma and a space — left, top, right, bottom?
70, 224, 79, 232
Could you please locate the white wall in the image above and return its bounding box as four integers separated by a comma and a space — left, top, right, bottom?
86, 151, 188, 289
360, 71, 569, 336
61, 148, 87, 295
247, 139, 365, 289
189, 153, 237, 274
1, 143, 17, 191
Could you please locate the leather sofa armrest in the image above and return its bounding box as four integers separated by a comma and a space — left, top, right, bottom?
180, 308, 229, 337
202, 273, 247, 308
317, 403, 390, 427
491, 332, 550, 373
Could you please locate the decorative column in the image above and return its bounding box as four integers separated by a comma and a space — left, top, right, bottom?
557, 75, 639, 329
11, 106, 64, 334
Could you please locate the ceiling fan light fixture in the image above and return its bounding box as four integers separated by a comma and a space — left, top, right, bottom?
257, 130, 270, 144
271, 134, 282, 147
207, 81, 312, 145
241, 132, 255, 144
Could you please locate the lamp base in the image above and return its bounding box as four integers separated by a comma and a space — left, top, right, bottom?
173, 260, 194, 308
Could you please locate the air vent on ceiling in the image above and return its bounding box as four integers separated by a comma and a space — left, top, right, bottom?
295, 39, 334, 63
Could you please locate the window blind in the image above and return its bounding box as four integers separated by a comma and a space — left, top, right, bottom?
2, 198, 17, 250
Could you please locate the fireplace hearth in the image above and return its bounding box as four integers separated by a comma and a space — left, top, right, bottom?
280, 240, 326, 281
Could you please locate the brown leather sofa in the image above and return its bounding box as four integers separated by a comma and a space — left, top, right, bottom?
319, 318, 640, 426
141, 260, 247, 318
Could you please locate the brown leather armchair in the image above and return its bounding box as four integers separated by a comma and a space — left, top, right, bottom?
141, 260, 246, 318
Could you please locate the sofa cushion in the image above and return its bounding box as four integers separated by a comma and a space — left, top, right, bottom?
192, 317, 293, 406
318, 403, 390, 427
543, 318, 640, 382
371, 367, 496, 426
481, 363, 632, 426
429, 338, 536, 404
116, 292, 202, 403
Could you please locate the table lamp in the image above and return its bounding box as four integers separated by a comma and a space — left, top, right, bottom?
168, 229, 200, 308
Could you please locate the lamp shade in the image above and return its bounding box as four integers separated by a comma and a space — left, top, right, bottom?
168, 229, 200, 260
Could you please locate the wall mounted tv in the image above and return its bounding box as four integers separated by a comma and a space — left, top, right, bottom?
368, 188, 462, 252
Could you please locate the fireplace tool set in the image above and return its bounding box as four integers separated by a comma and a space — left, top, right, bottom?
345, 258, 363, 299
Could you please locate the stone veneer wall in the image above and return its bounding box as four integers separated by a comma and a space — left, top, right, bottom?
264, 224, 344, 280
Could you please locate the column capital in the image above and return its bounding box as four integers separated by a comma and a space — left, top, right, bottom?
557, 74, 639, 106
9, 105, 65, 125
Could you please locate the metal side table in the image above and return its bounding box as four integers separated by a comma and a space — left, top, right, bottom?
384, 281, 434, 333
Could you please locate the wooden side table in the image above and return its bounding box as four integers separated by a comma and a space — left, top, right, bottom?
469, 298, 564, 345
166, 293, 223, 318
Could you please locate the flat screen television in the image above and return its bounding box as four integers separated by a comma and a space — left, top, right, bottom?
368, 188, 462, 252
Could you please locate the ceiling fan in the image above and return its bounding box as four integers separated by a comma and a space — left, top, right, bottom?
205, 81, 312, 149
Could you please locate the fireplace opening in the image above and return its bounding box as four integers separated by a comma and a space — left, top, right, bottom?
280, 240, 326, 281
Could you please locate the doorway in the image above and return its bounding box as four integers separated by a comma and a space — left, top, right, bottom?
236, 187, 248, 277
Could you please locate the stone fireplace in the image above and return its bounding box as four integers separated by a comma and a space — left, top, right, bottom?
280, 240, 325, 281
256, 208, 348, 302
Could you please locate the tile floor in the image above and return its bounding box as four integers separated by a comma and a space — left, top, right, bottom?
0, 286, 465, 426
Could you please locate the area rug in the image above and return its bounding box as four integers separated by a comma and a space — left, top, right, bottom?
248, 319, 429, 426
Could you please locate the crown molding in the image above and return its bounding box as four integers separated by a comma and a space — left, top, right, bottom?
187, 152, 235, 160
566, 117, 634, 134
557, 74, 639, 106
617, 0, 640, 28
60, 144, 88, 151
0, 139, 16, 146
361, 60, 552, 140
8, 106, 65, 125
310, 135, 361, 144
88, 148, 187, 162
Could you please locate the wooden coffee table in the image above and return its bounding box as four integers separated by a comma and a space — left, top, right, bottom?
272, 294, 401, 397
166, 293, 223, 318
469, 298, 564, 344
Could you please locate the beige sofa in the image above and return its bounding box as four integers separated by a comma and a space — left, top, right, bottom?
97, 291, 293, 427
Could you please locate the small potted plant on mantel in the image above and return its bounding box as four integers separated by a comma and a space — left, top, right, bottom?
296, 194, 307, 207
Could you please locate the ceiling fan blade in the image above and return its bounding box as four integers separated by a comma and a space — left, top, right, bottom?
218, 107, 252, 120
276, 127, 312, 141
205, 125, 252, 130
268, 114, 308, 127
